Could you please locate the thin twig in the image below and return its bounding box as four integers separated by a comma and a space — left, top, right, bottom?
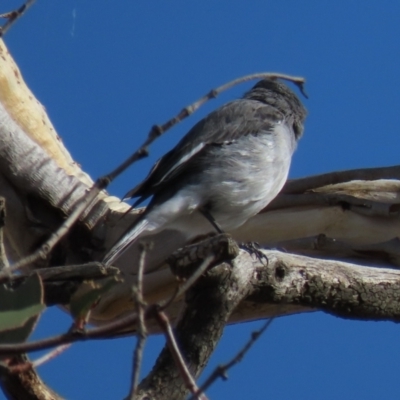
0, 0, 36, 36
155, 310, 208, 400
189, 319, 274, 400
0, 306, 142, 355
0, 253, 218, 355
128, 242, 149, 399
0, 296, 185, 355
0, 236, 230, 355
0, 183, 103, 278
8, 344, 71, 373
0, 263, 119, 285
103, 72, 305, 184
136, 243, 254, 398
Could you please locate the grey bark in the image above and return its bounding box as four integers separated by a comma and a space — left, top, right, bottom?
136, 247, 400, 399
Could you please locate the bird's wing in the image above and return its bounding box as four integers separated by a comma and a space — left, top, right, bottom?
124, 99, 283, 205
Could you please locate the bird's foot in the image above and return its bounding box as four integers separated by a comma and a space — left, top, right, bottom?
239, 241, 268, 265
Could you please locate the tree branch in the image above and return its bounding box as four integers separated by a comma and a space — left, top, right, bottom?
136, 250, 255, 400
282, 165, 400, 194
135, 247, 400, 399
248, 250, 400, 321
190, 318, 273, 400
0, 355, 63, 400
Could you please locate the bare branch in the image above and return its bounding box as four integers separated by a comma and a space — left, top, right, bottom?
103, 72, 305, 184
1, 263, 119, 285
136, 250, 257, 399
267, 191, 400, 215
136, 247, 400, 399
155, 311, 207, 400
269, 234, 400, 266
0, 182, 104, 277
282, 165, 400, 194
0, 311, 140, 355
8, 345, 71, 373
2, 246, 400, 358
30, 344, 70, 371
0, 0, 36, 37
0, 355, 64, 400
247, 250, 400, 321
190, 319, 273, 399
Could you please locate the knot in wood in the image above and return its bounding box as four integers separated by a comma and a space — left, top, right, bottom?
275, 264, 286, 280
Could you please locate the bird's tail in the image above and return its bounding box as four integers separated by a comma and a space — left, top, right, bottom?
103, 218, 150, 266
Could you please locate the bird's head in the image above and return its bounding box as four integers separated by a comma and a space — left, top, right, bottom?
244, 78, 307, 139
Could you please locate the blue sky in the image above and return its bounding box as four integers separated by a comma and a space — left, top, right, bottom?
3, 1, 400, 399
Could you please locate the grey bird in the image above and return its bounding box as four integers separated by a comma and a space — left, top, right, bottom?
103, 78, 307, 266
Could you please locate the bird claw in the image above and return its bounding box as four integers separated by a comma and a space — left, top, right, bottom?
239, 241, 268, 265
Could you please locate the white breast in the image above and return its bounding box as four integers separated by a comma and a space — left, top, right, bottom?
144, 123, 296, 238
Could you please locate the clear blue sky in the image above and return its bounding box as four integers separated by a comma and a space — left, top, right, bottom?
4, 1, 400, 399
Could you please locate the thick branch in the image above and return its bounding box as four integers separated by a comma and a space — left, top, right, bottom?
247, 250, 400, 321
136, 251, 255, 400
0, 355, 63, 400
135, 248, 400, 399
282, 165, 400, 194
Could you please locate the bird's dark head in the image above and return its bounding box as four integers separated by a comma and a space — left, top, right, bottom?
244, 78, 307, 139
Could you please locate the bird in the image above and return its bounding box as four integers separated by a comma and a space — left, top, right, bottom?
103, 78, 307, 267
